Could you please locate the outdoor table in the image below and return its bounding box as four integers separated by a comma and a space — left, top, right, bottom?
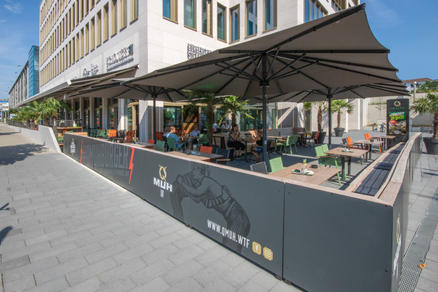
324, 147, 368, 178
269, 163, 341, 185
354, 139, 384, 160
371, 135, 396, 150
167, 151, 223, 162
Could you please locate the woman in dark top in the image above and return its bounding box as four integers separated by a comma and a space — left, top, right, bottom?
228, 125, 246, 156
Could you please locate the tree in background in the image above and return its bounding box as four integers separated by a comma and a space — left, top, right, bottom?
219, 95, 253, 127
411, 93, 438, 138
416, 80, 438, 93
303, 101, 327, 132
331, 99, 353, 129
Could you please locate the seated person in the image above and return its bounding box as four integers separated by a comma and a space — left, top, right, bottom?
212, 122, 220, 133
228, 125, 246, 156
221, 121, 231, 131
166, 126, 185, 149
190, 125, 200, 139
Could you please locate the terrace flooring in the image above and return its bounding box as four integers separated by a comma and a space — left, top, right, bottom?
0, 124, 436, 292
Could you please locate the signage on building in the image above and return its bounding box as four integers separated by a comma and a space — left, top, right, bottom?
106, 44, 134, 72
387, 98, 409, 143
82, 64, 100, 77
187, 44, 211, 60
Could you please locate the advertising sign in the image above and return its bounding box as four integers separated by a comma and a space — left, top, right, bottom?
387, 99, 409, 143
63, 134, 284, 276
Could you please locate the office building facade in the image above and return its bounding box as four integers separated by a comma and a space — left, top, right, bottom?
37, 0, 360, 140
9, 46, 40, 109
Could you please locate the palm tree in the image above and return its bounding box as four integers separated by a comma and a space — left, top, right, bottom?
41, 97, 62, 125
331, 99, 353, 129
186, 91, 222, 143
411, 93, 438, 138
219, 95, 253, 127
304, 101, 327, 132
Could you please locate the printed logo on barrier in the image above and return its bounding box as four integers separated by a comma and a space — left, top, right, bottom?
394, 100, 401, 107
70, 139, 76, 154
153, 165, 173, 198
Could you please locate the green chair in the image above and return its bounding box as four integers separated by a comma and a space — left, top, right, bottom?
167, 137, 178, 151
269, 157, 284, 173
97, 129, 106, 138
290, 135, 299, 152
275, 136, 293, 154
154, 140, 166, 152
198, 134, 208, 146
315, 145, 343, 184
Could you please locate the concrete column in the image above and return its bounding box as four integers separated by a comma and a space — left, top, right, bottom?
89, 97, 95, 128
138, 100, 148, 142
79, 97, 84, 127
102, 98, 109, 129
71, 100, 75, 122
118, 98, 127, 130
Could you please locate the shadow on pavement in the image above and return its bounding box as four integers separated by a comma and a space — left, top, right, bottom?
0, 144, 44, 165
0, 226, 12, 245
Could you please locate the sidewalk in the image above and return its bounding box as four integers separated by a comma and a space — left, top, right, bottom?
0, 124, 437, 292
0, 125, 299, 291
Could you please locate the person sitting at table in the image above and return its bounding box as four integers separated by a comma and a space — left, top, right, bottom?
166, 126, 185, 150
221, 120, 231, 131
190, 125, 200, 139
228, 125, 246, 156
212, 121, 220, 133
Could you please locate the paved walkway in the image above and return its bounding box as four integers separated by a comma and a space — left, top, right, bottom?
0, 124, 437, 292
0, 125, 300, 292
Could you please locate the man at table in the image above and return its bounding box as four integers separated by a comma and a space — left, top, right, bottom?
166, 126, 185, 150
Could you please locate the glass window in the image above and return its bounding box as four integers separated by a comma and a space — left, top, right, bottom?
111, 0, 118, 36
246, 0, 257, 37
103, 4, 109, 41
120, 0, 127, 29
264, 0, 276, 31
91, 18, 95, 51
230, 6, 240, 42
163, 0, 177, 22
304, 0, 309, 22
97, 11, 102, 46
202, 0, 212, 35
217, 4, 226, 41
164, 106, 182, 129
184, 0, 196, 29
131, 0, 138, 22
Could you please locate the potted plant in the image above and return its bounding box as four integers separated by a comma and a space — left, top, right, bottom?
411, 93, 438, 154
331, 99, 353, 137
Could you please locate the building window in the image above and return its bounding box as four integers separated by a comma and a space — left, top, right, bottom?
97, 11, 102, 46
91, 18, 95, 51
120, 0, 127, 29
131, 0, 138, 22
202, 0, 212, 35
184, 0, 196, 29
163, 0, 177, 22
304, 0, 326, 22
264, 0, 276, 31
230, 5, 240, 42
111, 0, 118, 36
80, 28, 84, 57
246, 0, 257, 37
217, 4, 226, 41
85, 23, 89, 55
103, 4, 109, 41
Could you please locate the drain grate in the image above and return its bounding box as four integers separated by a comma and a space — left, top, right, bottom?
398, 195, 438, 292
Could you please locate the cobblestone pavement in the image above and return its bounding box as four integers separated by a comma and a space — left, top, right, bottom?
0, 126, 301, 292
1, 124, 437, 292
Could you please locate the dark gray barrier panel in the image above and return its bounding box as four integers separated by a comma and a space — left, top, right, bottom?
283, 184, 393, 292
64, 134, 285, 276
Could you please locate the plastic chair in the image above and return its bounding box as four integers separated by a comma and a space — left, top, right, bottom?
269, 157, 284, 173
200, 145, 213, 154
313, 131, 320, 145
364, 133, 371, 140
107, 129, 117, 138
155, 132, 164, 141
213, 148, 232, 164
198, 134, 208, 146
250, 162, 268, 174
167, 137, 178, 151
154, 140, 166, 151
290, 135, 299, 152
275, 136, 293, 154
147, 139, 155, 144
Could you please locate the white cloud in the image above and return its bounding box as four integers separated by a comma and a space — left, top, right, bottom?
3, 0, 22, 14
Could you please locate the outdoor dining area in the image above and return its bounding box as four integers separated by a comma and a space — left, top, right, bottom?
60, 5, 416, 292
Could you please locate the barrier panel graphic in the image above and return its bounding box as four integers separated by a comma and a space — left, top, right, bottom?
63, 133, 421, 291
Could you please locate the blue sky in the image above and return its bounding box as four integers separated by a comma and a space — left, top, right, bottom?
0, 0, 437, 99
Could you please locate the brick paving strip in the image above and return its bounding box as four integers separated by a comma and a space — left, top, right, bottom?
0, 125, 300, 292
